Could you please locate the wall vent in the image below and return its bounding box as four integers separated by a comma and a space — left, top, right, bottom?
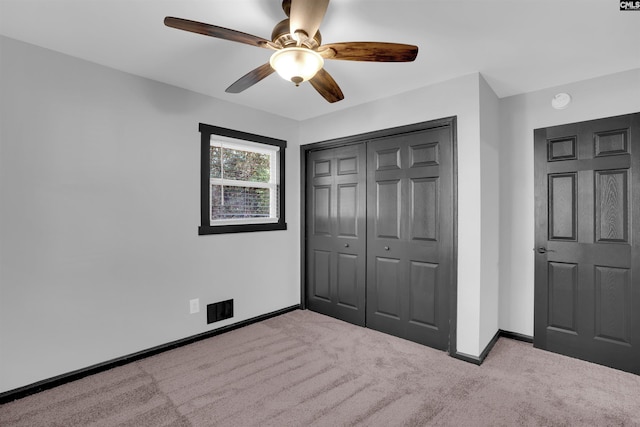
207, 299, 234, 324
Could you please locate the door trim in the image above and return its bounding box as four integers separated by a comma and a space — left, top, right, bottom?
299, 117, 458, 355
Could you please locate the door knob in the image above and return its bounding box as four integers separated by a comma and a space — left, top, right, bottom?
535, 247, 555, 254
344, 243, 349, 248
384, 246, 390, 251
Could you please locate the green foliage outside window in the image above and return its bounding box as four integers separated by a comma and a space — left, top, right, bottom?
209, 146, 270, 182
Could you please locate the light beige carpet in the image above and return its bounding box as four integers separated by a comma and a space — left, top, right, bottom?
2, 309, 640, 426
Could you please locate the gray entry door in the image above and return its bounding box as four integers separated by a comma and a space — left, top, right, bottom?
534, 112, 640, 374
366, 127, 453, 350
306, 144, 367, 326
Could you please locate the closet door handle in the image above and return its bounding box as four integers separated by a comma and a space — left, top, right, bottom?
344, 243, 349, 248
384, 246, 390, 251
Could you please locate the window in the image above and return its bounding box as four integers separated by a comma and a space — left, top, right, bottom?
199, 123, 286, 234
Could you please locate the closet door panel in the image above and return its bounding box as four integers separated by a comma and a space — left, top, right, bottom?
367, 127, 453, 350
306, 144, 366, 326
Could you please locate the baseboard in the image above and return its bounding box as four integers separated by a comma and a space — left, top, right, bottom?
0, 304, 300, 405
499, 329, 534, 343
451, 329, 534, 366
451, 350, 483, 365
452, 329, 501, 365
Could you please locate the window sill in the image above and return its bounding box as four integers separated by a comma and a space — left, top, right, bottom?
198, 222, 287, 235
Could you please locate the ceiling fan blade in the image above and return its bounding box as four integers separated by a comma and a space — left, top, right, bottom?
319, 42, 418, 62
225, 63, 275, 93
309, 68, 344, 103
289, 0, 329, 40
164, 17, 272, 49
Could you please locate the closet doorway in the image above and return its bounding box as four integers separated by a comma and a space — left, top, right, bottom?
302, 118, 457, 351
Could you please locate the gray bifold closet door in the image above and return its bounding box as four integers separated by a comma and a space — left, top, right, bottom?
366, 127, 453, 350
306, 122, 454, 350
306, 144, 367, 326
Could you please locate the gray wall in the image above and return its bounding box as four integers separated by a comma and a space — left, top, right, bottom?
478, 75, 500, 348
0, 36, 301, 392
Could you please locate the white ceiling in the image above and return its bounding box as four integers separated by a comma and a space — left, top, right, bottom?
1, 0, 639, 121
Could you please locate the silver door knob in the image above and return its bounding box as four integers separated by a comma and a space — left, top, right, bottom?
384, 246, 390, 251
344, 243, 349, 248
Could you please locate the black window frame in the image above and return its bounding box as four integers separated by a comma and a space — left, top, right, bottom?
198, 123, 287, 235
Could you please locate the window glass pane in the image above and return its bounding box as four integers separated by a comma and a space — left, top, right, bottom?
210, 146, 221, 179
210, 185, 272, 220
222, 148, 271, 183
210, 185, 221, 218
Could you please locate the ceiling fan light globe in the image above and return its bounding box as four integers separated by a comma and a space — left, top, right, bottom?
270, 47, 324, 85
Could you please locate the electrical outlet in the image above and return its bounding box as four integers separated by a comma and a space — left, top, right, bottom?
189, 298, 200, 314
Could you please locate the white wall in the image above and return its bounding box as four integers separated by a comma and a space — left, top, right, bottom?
0, 36, 301, 393
300, 73, 491, 356
498, 68, 640, 336
479, 75, 500, 348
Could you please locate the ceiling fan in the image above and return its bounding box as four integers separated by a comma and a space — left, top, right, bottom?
164, 0, 418, 103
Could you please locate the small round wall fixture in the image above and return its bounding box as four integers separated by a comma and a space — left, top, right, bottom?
551, 92, 572, 110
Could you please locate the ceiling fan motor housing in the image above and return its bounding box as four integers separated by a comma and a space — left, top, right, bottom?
271, 19, 321, 49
